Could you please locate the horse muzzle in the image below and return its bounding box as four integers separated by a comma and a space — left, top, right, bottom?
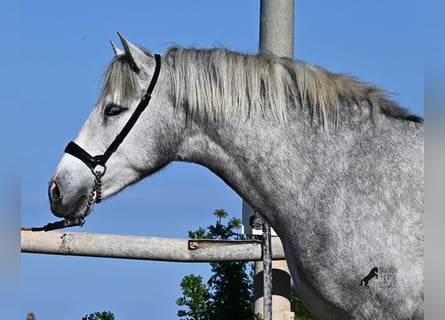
48, 177, 91, 219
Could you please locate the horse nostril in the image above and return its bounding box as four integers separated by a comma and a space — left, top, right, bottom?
50, 181, 62, 201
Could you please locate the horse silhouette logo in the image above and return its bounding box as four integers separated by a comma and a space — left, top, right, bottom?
359, 267, 378, 287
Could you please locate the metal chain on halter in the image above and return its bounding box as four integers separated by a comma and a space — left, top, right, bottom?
83, 168, 105, 216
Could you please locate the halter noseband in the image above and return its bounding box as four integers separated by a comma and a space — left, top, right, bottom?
64, 54, 162, 209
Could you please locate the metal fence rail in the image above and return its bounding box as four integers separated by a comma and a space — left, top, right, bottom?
21, 230, 286, 262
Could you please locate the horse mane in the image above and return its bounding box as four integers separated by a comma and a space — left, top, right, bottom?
102, 46, 422, 128
167, 46, 422, 127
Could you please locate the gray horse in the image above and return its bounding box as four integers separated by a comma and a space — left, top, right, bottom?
49, 35, 423, 319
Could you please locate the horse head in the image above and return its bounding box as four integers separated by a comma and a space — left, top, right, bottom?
48, 34, 180, 220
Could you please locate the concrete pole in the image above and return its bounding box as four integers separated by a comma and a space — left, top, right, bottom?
252, 0, 295, 319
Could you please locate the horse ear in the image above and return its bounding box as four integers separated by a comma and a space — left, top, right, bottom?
117, 32, 152, 73
110, 41, 124, 56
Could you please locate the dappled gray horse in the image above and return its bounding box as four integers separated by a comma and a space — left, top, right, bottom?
49, 35, 423, 319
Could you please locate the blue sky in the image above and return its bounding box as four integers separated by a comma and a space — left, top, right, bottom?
2, 1, 423, 319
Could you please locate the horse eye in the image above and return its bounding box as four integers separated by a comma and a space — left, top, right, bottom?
104, 104, 127, 117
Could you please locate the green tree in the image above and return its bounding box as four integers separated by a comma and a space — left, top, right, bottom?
213, 209, 228, 224
207, 260, 254, 320
177, 211, 255, 320
177, 209, 318, 320
176, 274, 211, 320
82, 311, 115, 320
206, 216, 254, 320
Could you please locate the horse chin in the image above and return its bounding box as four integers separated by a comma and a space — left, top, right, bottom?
51, 194, 90, 220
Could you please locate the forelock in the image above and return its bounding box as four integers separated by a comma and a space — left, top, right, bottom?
100, 55, 142, 101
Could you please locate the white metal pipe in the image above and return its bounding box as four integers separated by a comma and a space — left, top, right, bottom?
21, 231, 286, 262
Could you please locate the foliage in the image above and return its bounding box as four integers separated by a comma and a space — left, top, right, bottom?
213, 209, 228, 224
177, 209, 255, 320
82, 311, 115, 320
176, 274, 211, 320
206, 217, 254, 320
177, 209, 317, 320
207, 259, 254, 320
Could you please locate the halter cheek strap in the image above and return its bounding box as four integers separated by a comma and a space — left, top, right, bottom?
64, 54, 162, 181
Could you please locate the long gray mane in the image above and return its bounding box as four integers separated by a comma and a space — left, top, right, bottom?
102, 46, 422, 129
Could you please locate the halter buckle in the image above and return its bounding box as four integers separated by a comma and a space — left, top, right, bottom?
92, 163, 107, 178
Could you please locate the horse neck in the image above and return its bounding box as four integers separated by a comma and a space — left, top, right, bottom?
176, 108, 334, 228
175, 105, 409, 231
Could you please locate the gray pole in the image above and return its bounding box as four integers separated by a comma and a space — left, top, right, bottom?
259, 0, 295, 57
254, 0, 295, 319
21, 230, 287, 262
262, 221, 273, 320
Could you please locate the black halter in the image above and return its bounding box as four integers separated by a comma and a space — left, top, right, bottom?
64, 54, 162, 203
